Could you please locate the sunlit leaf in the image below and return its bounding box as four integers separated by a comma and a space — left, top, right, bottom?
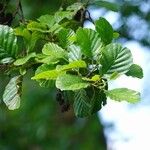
105, 88, 140, 103
59, 60, 87, 71
38, 15, 55, 28
32, 69, 62, 80
27, 21, 48, 33
42, 43, 68, 61
56, 74, 90, 91
3, 75, 22, 110
35, 64, 55, 88
68, 44, 82, 62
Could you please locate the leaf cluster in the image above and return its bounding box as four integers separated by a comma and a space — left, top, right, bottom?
0, 2, 143, 117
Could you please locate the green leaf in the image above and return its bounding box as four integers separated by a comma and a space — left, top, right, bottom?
68, 44, 82, 62
126, 64, 143, 79
105, 88, 140, 103
54, 11, 73, 23
67, 2, 83, 13
54, 3, 83, 23
76, 28, 102, 58
35, 53, 59, 64
95, 17, 113, 45
0, 25, 18, 59
15, 26, 42, 52
100, 43, 133, 75
42, 42, 68, 61
49, 23, 64, 34
109, 72, 120, 80
90, 88, 107, 114
59, 60, 87, 71
0, 57, 14, 64
35, 64, 55, 88
56, 74, 90, 91
27, 21, 48, 33
32, 69, 62, 80
29, 31, 43, 52
93, 1, 120, 12
14, 52, 36, 66
37, 15, 55, 28
57, 28, 76, 48
3, 75, 22, 110
73, 89, 91, 117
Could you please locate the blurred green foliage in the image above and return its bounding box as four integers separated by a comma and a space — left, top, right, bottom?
0, 72, 106, 150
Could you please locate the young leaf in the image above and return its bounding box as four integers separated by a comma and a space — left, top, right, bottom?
126, 64, 143, 79
56, 74, 90, 91
95, 17, 113, 45
3, 75, 22, 110
59, 60, 87, 71
35, 64, 55, 88
27, 21, 48, 33
42, 42, 68, 61
93, 0, 119, 12
0, 25, 18, 59
68, 44, 82, 62
73, 89, 91, 117
105, 88, 140, 103
14, 52, 36, 66
76, 28, 102, 59
32, 69, 62, 80
100, 43, 133, 75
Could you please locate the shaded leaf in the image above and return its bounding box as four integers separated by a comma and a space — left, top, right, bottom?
126, 64, 143, 79
57, 28, 76, 48
90, 88, 107, 114
14, 52, 36, 66
76, 28, 102, 59
93, 0, 120, 12
100, 43, 133, 75
73, 89, 91, 117
95, 17, 113, 45
0, 25, 18, 59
